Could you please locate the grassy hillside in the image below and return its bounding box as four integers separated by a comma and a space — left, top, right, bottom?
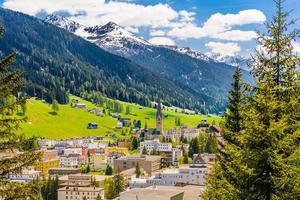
20, 96, 221, 139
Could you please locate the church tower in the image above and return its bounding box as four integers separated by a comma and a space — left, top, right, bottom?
156, 98, 163, 134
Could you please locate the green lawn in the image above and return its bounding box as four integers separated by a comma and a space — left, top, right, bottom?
20, 96, 221, 139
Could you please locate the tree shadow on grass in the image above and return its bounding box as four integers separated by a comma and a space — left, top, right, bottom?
49, 111, 58, 116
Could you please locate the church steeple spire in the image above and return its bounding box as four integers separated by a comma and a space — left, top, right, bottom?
156, 98, 163, 134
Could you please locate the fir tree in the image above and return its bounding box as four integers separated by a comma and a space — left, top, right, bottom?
135, 163, 141, 178
223, 67, 243, 145
0, 26, 40, 199
239, 1, 300, 198
142, 146, 148, 155
112, 172, 126, 198
131, 137, 139, 150
105, 165, 113, 176
86, 164, 90, 173
104, 178, 115, 199
204, 1, 300, 199
51, 99, 59, 114
188, 138, 199, 157
183, 153, 189, 164
125, 105, 131, 115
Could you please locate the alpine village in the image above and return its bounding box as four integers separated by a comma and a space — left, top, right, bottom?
0, 0, 299, 200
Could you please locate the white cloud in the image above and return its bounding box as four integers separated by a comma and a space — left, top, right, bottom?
292, 41, 300, 53
205, 42, 241, 57
178, 10, 196, 22
256, 41, 300, 55
168, 9, 265, 41
212, 30, 258, 41
125, 26, 139, 33
2, 1, 266, 45
2, 0, 179, 28
149, 37, 175, 46
150, 30, 166, 36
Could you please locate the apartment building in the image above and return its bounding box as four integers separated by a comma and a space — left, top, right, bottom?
164, 128, 200, 141
140, 140, 182, 165
35, 149, 59, 175
7, 167, 41, 183
64, 148, 82, 156
119, 187, 184, 200
58, 185, 104, 200
130, 164, 207, 188
113, 155, 162, 176
140, 140, 172, 154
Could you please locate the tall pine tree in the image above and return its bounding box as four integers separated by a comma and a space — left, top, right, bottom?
240, 0, 300, 198
204, 0, 300, 199
0, 25, 40, 199
203, 67, 245, 199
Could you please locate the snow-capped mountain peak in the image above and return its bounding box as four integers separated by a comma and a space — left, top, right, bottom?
44, 14, 250, 69
44, 14, 151, 56
164, 45, 211, 62
44, 14, 82, 33
207, 53, 251, 70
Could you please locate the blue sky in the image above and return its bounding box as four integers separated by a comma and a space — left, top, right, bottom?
1, 0, 299, 57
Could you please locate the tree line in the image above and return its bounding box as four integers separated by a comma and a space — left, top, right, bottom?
203, 1, 300, 199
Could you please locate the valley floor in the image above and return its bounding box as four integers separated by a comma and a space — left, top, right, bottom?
20, 96, 221, 139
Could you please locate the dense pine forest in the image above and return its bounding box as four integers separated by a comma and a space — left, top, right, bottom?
0, 8, 210, 112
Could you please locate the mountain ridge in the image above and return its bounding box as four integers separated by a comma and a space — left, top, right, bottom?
44, 14, 253, 112
44, 14, 250, 69
0, 8, 204, 110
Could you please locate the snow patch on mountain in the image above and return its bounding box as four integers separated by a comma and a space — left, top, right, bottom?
44, 15, 151, 56
207, 53, 251, 70
164, 46, 211, 62
44, 14, 250, 70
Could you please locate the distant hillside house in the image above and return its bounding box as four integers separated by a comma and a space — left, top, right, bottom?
73, 103, 87, 109
71, 99, 79, 103
197, 119, 209, 129
87, 123, 98, 129
120, 118, 131, 127
116, 121, 123, 129
110, 113, 121, 118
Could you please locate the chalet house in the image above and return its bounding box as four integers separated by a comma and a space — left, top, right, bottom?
72, 103, 87, 109
120, 118, 131, 127
193, 154, 206, 164
116, 121, 123, 129
71, 99, 79, 103
197, 119, 210, 129
87, 123, 98, 129
110, 113, 121, 118
209, 125, 222, 137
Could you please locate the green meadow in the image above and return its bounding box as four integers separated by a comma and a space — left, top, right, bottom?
20, 96, 221, 139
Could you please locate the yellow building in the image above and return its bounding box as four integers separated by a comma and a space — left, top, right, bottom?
34, 159, 59, 176
105, 147, 129, 156
88, 154, 108, 170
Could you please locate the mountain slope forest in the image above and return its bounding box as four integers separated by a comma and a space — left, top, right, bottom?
44, 15, 253, 113
0, 8, 208, 111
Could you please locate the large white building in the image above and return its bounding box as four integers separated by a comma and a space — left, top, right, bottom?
7, 168, 41, 183
63, 148, 82, 156
39, 137, 96, 148
164, 128, 200, 141
59, 154, 86, 167
129, 164, 207, 188
140, 140, 182, 164
140, 140, 172, 154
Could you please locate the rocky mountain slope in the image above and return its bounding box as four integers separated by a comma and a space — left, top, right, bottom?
45, 14, 253, 112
